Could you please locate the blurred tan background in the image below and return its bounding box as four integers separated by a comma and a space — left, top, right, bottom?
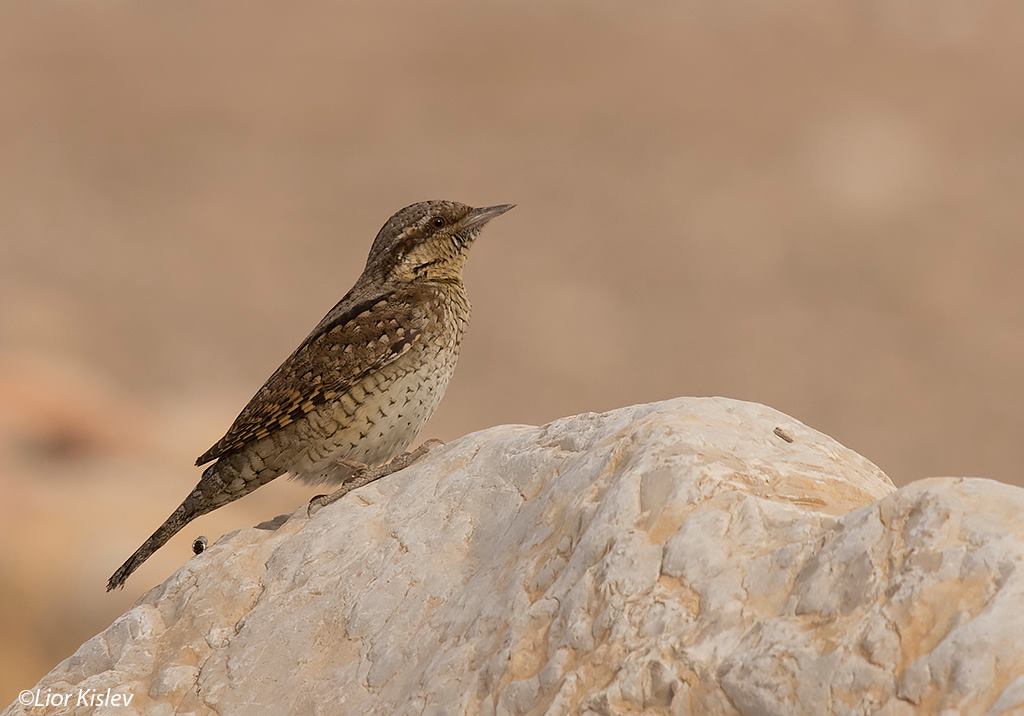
2, 0, 1022, 703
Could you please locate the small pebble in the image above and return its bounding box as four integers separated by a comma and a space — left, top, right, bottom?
773, 426, 795, 443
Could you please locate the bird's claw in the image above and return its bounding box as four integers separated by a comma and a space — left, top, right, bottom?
307, 494, 329, 517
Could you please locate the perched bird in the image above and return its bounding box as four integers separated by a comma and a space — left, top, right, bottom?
107, 200, 513, 591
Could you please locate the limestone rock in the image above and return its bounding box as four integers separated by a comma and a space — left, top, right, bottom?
6, 398, 1024, 715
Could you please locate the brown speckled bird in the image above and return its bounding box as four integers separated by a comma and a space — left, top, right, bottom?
107, 200, 513, 591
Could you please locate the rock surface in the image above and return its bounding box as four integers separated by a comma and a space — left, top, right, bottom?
6, 397, 1024, 716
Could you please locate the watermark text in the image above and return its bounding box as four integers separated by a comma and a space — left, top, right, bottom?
18, 687, 134, 709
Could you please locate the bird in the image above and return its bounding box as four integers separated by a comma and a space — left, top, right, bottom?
107, 200, 514, 591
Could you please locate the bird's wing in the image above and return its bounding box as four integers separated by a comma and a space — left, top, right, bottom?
195, 289, 430, 466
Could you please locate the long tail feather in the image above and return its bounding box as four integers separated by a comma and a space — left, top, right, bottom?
106, 485, 213, 591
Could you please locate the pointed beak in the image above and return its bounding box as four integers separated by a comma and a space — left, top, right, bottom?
459, 203, 515, 232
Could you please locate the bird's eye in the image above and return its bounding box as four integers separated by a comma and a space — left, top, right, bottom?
430, 216, 446, 229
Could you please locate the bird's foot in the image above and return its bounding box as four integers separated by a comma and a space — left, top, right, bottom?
307, 439, 445, 517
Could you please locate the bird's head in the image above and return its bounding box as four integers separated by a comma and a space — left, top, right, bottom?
363, 200, 514, 283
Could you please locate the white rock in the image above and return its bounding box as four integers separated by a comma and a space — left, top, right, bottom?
5, 398, 1023, 716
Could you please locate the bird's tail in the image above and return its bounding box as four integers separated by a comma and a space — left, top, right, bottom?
106, 478, 219, 592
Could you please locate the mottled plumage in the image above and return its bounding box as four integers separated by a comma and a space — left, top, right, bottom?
194, 288, 434, 469
107, 200, 513, 591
